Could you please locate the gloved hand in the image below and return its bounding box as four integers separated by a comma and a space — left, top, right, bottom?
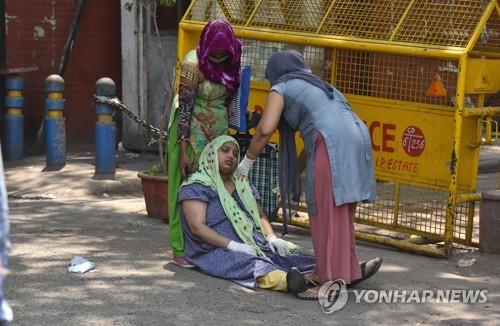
226, 240, 257, 256
235, 155, 256, 179
267, 234, 292, 257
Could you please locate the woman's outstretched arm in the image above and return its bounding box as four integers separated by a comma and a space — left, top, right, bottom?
246, 91, 285, 159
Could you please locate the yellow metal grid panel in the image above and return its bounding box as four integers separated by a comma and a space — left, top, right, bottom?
240, 39, 332, 82
186, 0, 493, 49
397, 184, 448, 236
393, 0, 489, 47
357, 182, 475, 242
319, 0, 412, 40
357, 181, 396, 226
249, 0, 326, 33
215, 0, 257, 25
187, 0, 226, 21
335, 49, 458, 105
453, 201, 472, 242
474, 8, 500, 52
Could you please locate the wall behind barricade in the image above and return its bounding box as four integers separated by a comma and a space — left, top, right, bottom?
4, 0, 121, 147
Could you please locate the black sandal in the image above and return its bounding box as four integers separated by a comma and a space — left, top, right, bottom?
349, 257, 383, 287
286, 268, 309, 294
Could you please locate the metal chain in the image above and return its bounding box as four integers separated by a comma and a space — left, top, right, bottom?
94, 95, 168, 138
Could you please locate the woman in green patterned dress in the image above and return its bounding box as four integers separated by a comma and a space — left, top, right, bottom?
167, 19, 242, 267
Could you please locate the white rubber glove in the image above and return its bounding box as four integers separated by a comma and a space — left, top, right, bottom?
226, 240, 257, 256
236, 155, 256, 179
266, 234, 290, 257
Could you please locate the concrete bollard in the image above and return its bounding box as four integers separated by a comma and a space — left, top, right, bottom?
479, 190, 500, 254
4, 75, 24, 160
94, 77, 116, 175
44, 74, 66, 168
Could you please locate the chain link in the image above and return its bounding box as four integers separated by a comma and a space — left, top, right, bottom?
94, 95, 168, 138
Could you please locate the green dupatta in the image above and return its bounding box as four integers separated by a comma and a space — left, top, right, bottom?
181, 135, 269, 258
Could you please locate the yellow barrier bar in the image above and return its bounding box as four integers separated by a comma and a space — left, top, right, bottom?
456, 193, 482, 203
465, 95, 484, 188
392, 182, 401, 226
180, 22, 466, 59
389, 0, 417, 41
466, 0, 496, 52
470, 50, 500, 59
355, 231, 446, 258
444, 54, 468, 256
315, 0, 338, 34
277, 215, 446, 258
330, 48, 338, 86
463, 107, 500, 117
281, 209, 448, 243
465, 201, 475, 245
486, 117, 493, 143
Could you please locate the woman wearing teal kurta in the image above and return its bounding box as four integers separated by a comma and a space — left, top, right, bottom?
167, 20, 242, 267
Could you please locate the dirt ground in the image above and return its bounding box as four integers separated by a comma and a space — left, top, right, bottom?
3, 151, 500, 325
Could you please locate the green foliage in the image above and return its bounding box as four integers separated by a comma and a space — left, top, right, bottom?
148, 163, 164, 176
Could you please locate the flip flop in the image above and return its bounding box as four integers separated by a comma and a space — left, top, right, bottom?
172, 256, 196, 269
349, 257, 383, 287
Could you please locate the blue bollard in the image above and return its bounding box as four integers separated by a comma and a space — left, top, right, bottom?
95, 77, 116, 175
4, 75, 24, 160
44, 74, 66, 168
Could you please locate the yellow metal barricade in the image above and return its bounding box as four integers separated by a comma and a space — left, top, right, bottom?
178, 0, 500, 257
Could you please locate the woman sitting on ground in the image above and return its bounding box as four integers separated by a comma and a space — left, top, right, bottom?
178, 135, 316, 293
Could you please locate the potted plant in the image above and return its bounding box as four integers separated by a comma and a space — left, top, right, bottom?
137, 142, 169, 220
137, 72, 174, 221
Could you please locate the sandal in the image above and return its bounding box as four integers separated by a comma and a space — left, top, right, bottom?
172, 256, 196, 269
349, 257, 383, 287
296, 285, 320, 300
286, 268, 309, 294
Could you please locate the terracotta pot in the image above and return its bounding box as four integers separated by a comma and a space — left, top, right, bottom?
137, 171, 168, 221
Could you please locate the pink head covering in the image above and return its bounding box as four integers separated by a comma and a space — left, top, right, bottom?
196, 20, 242, 103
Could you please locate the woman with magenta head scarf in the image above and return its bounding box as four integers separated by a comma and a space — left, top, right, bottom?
167, 19, 242, 268
237, 50, 383, 299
